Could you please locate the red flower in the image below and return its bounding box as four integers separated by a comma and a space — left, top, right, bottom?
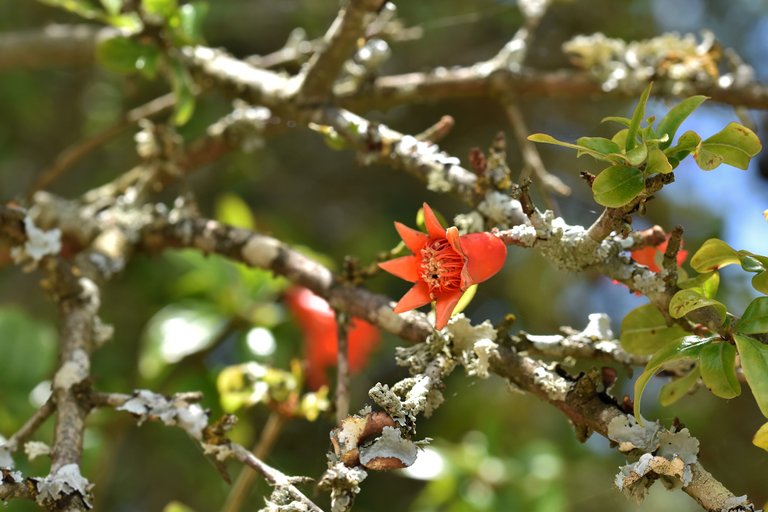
631, 236, 688, 272
378, 203, 507, 330
285, 287, 380, 390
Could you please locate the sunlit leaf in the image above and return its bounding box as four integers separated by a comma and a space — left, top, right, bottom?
699, 342, 740, 399
645, 147, 673, 174
733, 334, 768, 417
677, 271, 719, 299
625, 82, 653, 151
97, 36, 159, 77
752, 271, 768, 295
668, 289, 726, 324
591, 165, 644, 207
694, 122, 762, 171
215, 193, 255, 230
753, 422, 768, 452
659, 366, 700, 406
625, 143, 648, 166
690, 238, 740, 272
169, 59, 195, 125
736, 297, 768, 335
656, 95, 707, 150
634, 335, 713, 420
452, 284, 477, 317
601, 116, 631, 127
576, 136, 621, 155
175, 2, 208, 44
620, 303, 687, 355
142, 0, 178, 19
527, 133, 624, 164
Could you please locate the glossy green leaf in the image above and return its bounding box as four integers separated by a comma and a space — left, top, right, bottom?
659, 366, 700, 406
752, 271, 768, 295
601, 116, 631, 127
733, 334, 768, 417
664, 130, 701, 162
740, 255, 765, 273
625, 143, 648, 166
142, 0, 178, 19
620, 303, 688, 355
592, 165, 644, 207
175, 2, 208, 44
656, 95, 708, 149
527, 133, 623, 163
169, 59, 195, 125
690, 238, 740, 272
634, 335, 713, 419
753, 422, 768, 451
625, 82, 653, 151
576, 137, 621, 155
669, 289, 726, 324
694, 122, 762, 171
611, 128, 629, 148
97, 36, 158, 76
646, 147, 673, 174
699, 342, 740, 399
736, 297, 768, 335
678, 271, 719, 299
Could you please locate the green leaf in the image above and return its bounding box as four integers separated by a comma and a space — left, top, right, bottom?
625, 143, 648, 166
645, 147, 673, 174
625, 82, 653, 151
694, 122, 762, 171
97, 36, 158, 76
175, 2, 208, 44
453, 284, 478, 316
736, 297, 768, 335
142, 0, 178, 19
39, 0, 103, 19
656, 95, 708, 150
634, 335, 713, 419
733, 334, 768, 417
215, 193, 255, 230
678, 271, 719, 299
100, 0, 122, 15
576, 137, 621, 155
163, 501, 196, 512
611, 128, 629, 148
699, 342, 740, 399
664, 130, 701, 163
105, 13, 143, 33
527, 133, 624, 164
620, 303, 688, 355
753, 422, 768, 452
169, 59, 195, 125
601, 116, 631, 127
659, 366, 700, 406
669, 289, 726, 324
690, 238, 740, 272
752, 271, 768, 295
592, 165, 644, 207
740, 255, 765, 273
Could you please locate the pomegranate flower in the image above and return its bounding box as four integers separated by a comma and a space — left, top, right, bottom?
631, 236, 688, 272
378, 203, 507, 330
285, 287, 380, 390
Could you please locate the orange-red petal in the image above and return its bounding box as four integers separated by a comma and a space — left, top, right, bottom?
422, 202, 446, 239
378, 255, 421, 283
458, 232, 507, 287
395, 221, 429, 254
434, 289, 464, 330
393, 281, 432, 313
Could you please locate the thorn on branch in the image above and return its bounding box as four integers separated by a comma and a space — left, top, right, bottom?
415, 115, 454, 143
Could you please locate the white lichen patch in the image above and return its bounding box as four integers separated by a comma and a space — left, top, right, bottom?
0, 437, 14, 468
116, 390, 209, 440
503, 223, 538, 247
24, 441, 50, 461
318, 462, 368, 512
531, 363, 569, 402
11, 216, 61, 265
444, 316, 499, 378
202, 443, 233, 462
581, 313, 614, 339
478, 191, 524, 226
53, 349, 90, 391
35, 463, 92, 509
632, 270, 666, 296
359, 426, 418, 469
242, 235, 280, 268
721, 495, 756, 512
609, 416, 701, 499
534, 212, 612, 271
453, 211, 484, 234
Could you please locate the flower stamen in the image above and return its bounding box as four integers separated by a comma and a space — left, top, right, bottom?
420, 239, 463, 297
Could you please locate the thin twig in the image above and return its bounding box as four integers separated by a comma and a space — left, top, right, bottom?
335, 311, 350, 423
221, 412, 287, 512
1, 399, 56, 454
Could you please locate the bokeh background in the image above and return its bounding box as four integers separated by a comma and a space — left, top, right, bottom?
1, 1, 767, 511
